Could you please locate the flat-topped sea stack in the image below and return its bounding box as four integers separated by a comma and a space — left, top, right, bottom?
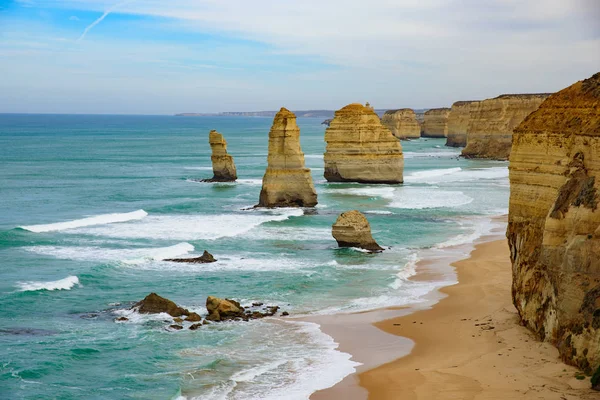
381, 109, 421, 139
332, 210, 383, 252
507, 72, 600, 376
445, 101, 479, 147
257, 108, 317, 207
422, 108, 450, 138
324, 103, 403, 184
204, 130, 237, 182
462, 93, 550, 160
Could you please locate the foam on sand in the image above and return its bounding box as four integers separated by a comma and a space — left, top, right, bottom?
20, 210, 148, 233
17, 276, 80, 292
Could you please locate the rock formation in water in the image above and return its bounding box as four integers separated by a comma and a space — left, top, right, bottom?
203, 130, 237, 182
205, 296, 281, 322
381, 109, 421, 139
332, 210, 383, 251
164, 250, 216, 264
134, 293, 201, 321
422, 108, 450, 138
324, 103, 403, 183
445, 101, 479, 147
462, 93, 550, 160
507, 72, 600, 377
257, 108, 318, 207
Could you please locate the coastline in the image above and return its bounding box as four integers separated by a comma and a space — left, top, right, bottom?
310, 228, 596, 399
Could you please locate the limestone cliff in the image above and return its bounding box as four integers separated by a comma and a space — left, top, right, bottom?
445, 101, 479, 147
206, 130, 237, 182
381, 109, 421, 139
257, 108, 317, 207
324, 103, 403, 184
462, 94, 549, 160
507, 72, 600, 375
422, 108, 450, 138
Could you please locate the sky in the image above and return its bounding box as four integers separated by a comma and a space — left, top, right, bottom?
0, 0, 599, 114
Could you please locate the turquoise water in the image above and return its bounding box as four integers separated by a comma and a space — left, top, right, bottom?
0, 114, 509, 399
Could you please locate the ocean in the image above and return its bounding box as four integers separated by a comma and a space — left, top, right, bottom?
0, 114, 509, 399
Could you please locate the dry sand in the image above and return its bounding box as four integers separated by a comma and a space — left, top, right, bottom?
314, 239, 596, 399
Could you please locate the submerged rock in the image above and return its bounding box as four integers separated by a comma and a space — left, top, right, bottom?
134, 293, 190, 318
324, 103, 403, 184
169, 324, 183, 330
507, 72, 600, 375
203, 130, 237, 182
332, 210, 383, 251
257, 108, 318, 207
164, 250, 216, 264
185, 312, 202, 322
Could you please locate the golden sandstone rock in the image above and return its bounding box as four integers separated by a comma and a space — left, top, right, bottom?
507, 72, 600, 375
462, 94, 549, 160
324, 103, 403, 184
422, 108, 450, 138
332, 210, 383, 251
445, 101, 479, 147
381, 109, 421, 140
257, 108, 317, 207
206, 130, 237, 182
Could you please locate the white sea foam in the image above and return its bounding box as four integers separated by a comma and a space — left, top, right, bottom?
236, 179, 263, 185
62, 209, 303, 241
24, 242, 195, 264
435, 218, 499, 249
404, 166, 508, 184
20, 210, 148, 233
365, 210, 393, 215
324, 186, 396, 200
389, 188, 473, 209
403, 150, 460, 159
183, 166, 213, 170
17, 276, 80, 292
389, 253, 420, 289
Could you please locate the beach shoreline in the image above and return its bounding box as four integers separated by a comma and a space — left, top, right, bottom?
310, 225, 596, 399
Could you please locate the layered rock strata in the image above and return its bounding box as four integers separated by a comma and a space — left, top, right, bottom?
462, 93, 550, 159
381, 109, 421, 139
445, 101, 479, 147
257, 108, 317, 207
332, 210, 383, 251
324, 103, 403, 183
507, 72, 600, 375
204, 130, 237, 182
422, 108, 450, 137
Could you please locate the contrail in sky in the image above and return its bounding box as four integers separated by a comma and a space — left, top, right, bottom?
77, 0, 136, 42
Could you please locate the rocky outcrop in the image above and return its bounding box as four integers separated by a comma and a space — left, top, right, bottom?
462, 94, 550, 159
324, 103, 403, 184
257, 108, 318, 207
507, 72, 600, 376
205, 296, 281, 322
134, 293, 201, 321
164, 250, 216, 264
445, 101, 479, 147
332, 210, 383, 251
322, 119, 332, 126
204, 130, 237, 182
422, 108, 450, 137
381, 109, 421, 139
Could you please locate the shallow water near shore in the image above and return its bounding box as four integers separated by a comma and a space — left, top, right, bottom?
0, 114, 509, 399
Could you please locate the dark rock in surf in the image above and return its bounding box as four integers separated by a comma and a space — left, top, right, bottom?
164, 250, 217, 264
134, 293, 190, 318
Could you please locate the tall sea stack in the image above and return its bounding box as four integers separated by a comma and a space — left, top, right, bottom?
445, 101, 479, 147
205, 130, 237, 182
422, 108, 450, 138
462, 93, 549, 160
324, 103, 403, 184
381, 109, 421, 139
257, 108, 317, 207
507, 72, 600, 375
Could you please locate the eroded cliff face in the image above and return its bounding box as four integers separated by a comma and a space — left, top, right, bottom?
324, 103, 403, 184
381, 109, 421, 139
207, 130, 237, 182
257, 108, 317, 207
422, 108, 450, 138
462, 94, 549, 160
445, 101, 479, 147
507, 72, 600, 374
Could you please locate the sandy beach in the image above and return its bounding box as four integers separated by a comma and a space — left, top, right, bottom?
313, 237, 597, 400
